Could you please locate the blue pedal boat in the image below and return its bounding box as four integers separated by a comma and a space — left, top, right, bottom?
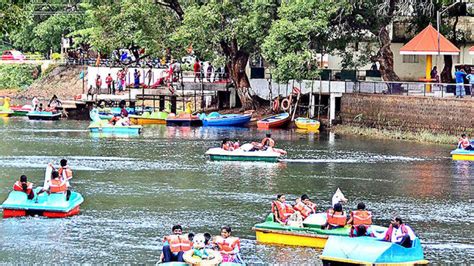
2, 188, 84, 218
320, 235, 428, 265
202, 113, 252, 127
27, 111, 61, 120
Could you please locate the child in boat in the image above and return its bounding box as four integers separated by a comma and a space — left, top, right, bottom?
213, 226, 243, 263
13, 175, 34, 200
458, 134, 473, 150
325, 203, 347, 229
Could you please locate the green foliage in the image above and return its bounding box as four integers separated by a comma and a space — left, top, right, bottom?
51, 53, 62, 60
0, 64, 36, 90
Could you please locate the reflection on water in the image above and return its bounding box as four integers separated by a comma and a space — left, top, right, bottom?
0, 118, 472, 263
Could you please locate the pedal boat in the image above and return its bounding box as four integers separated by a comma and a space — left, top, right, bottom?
450, 148, 474, 161
27, 111, 61, 120
295, 117, 320, 131
205, 147, 283, 162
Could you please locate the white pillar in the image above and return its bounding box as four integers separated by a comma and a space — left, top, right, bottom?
329, 93, 336, 126
230, 88, 236, 108
309, 93, 315, 118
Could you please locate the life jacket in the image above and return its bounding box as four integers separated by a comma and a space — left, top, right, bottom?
272, 200, 295, 222
13, 181, 33, 195
327, 210, 347, 227
352, 210, 372, 226
293, 202, 314, 219
49, 179, 67, 193
458, 138, 470, 149
215, 236, 240, 253
262, 138, 275, 148
164, 235, 192, 253
384, 224, 408, 242
59, 167, 73, 181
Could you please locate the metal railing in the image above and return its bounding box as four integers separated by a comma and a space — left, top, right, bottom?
344, 80, 473, 98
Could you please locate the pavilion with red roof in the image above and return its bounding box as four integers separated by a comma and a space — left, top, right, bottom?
400, 24, 460, 87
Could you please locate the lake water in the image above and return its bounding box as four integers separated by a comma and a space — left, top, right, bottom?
0, 118, 472, 264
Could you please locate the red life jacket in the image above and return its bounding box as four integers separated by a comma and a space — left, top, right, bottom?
383, 224, 408, 242
50, 179, 67, 193
215, 236, 240, 253
59, 167, 73, 181
293, 202, 314, 219
13, 181, 33, 195
351, 210, 373, 226
327, 210, 347, 227
459, 138, 470, 149
272, 201, 295, 222
164, 235, 192, 253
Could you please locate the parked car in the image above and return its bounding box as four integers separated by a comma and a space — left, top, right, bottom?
1, 50, 26, 60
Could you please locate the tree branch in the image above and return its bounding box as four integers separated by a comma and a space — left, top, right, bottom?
155, 0, 184, 21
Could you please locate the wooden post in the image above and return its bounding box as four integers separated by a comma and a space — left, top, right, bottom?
426, 54, 432, 93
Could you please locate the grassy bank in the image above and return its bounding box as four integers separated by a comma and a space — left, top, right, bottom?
0, 64, 38, 91
332, 125, 458, 145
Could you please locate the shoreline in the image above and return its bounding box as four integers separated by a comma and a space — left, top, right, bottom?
331, 124, 458, 145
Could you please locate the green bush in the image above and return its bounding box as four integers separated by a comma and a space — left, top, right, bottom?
51, 53, 61, 60
0, 64, 37, 90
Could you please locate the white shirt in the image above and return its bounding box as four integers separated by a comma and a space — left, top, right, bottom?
390, 225, 416, 243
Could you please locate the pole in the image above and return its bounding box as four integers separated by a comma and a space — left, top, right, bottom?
436, 11, 441, 77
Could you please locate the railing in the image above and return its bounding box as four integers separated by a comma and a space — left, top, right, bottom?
344, 80, 473, 98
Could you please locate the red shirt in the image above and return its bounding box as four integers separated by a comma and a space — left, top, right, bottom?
96, 78, 102, 86
193, 62, 200, 73
106, 76, 113, 85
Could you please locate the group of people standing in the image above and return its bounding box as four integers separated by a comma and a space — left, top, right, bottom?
272, 193, 417, 248
94, 69, 128, 96
13, 159, 73, 201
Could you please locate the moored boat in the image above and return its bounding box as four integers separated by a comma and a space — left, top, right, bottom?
166, 113, 202, 127
0, 110, 14, 117
202, 113, 252, 127
206, 147, 283, 162
320, 235, 428, 265
450, 148, 474, 161
2, 187, 84, 218
130, 111, 168, 125
295, 117, 320, 131
88, 123, 143, 134
10, 105, 33, 116
253, 213, 386, 248
0, 97, 14, 117
27, 111, 61, 120
257, 113, 290, 129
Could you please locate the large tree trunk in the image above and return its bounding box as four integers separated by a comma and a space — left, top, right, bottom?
377, 26, 400, 82
441, 55, 453, 83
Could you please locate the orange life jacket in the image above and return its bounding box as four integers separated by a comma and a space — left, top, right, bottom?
215, 236, 240, 253
272, 200, 295, 221
293, 202, 314, 219
164, 235, 192, 253
13, 181, 33, 195
49, 179, 67, 193
352, 210, 372, 226
59, 167, 73, 181
459, 138, 470, 149
327, 210, 347, 227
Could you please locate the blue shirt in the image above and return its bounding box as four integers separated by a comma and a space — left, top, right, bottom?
455, 71, 466, 83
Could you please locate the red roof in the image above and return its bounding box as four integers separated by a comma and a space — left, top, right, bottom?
470, 46, 474, 55
400, 24, 460, 55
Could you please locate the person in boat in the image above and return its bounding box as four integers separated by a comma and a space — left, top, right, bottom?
293, 194, 317, 220
213, 226, 242, 263
161, 224, 193, 263
37, 171, 68, 198
261, 133, 275, 150
325, 203, 347, 229
13, 175, 34, 200
37, 103, 44, 112
58, 159, 73, 197
348, 202, 373, 237
458, 134, 473, 150
272, 194, 301, 225
221, 138, 235, 151
383, 217, 416, 248
116, 113, 131, 126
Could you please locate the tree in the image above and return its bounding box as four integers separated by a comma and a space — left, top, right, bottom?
172, 1, 280, 109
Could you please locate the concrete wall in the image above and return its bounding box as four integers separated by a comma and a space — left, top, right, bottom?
340, 93, 474, 135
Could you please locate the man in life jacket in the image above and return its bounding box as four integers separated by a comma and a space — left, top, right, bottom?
272, 194, 297, 225
13, 175, 34, 200
260, 133, 275, 150
161, 225, 193, 262
348, 202, 373, 237
325, 203, 347, 229
293, 194, 317, 219
458, 134, 473, 150
38, 171, 67, 196
214, 226, 242, 263
383, 217, 417, 248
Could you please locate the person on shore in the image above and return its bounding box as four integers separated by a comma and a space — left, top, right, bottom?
458, 134, 473, 150
293, 194, 317, 219
347, 202, 373, 237
161, 225, 193, 263
96, 74, 102, 92
383, 217, 416, 248
214, 226, 242, 263
193, 59, 201, 83
466, 69, 474, 95
206, 62, 214, 82
133, 69, 141, 88
272, 194, 296, 225
430, 66, 439, 83
117, 69, 124, 93
325, 203, 347, 229
454, 68, 467, 98
172, 60, 182, 81
146, 67, 153, 87
106, 73, 113, 94
13, 175, 34, 200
